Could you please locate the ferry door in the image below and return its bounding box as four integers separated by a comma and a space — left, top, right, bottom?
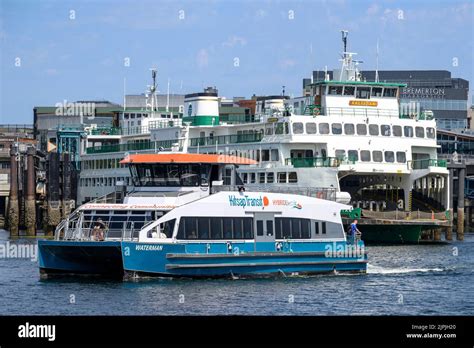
253, 212, 275, 243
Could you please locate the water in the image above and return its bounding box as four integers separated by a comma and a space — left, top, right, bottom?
1, 230, 473, 315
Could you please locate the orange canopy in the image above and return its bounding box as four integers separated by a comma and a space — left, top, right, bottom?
120, 153, 257, 165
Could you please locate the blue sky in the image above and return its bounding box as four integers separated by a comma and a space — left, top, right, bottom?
0, 0, 473, 124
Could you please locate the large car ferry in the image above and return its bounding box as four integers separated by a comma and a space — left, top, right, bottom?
38, 153, 366, 278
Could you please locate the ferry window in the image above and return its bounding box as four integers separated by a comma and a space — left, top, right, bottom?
329, 86, 343, 95
233, 218, 243, 239
343, 86, 355, 96
371, 87, 383, 97
198, 217, 210, 239
275, 219, 282, 238
348, 150, 359, 162
291, 219, 301, 239
404, 126, 414, 137
335, 150, 346, 160
344, 123, 355, 135
131, 113, 136, 119
243, 218, 253, 239
285, 123, 289, 134
257, 220, 264, 236
369, 124, 379, 136
396, 152, 406, 163
267, 172, 274, 183
250, 173, 256, 184
373, 151, 383, 162
415, 127, 425, 138
278, 172, 287, 183
281, 218, 291, 238
301, 219, 311, 238
360, 150, 371, 162
265, 126, 273, 135
356, 87, 370, 99
271, 149, 279, 161
288, 172, 298, 183
167, 164, 180, 185
259, 173, 265, 184
383, 88, 397, 97
177, 220, 185, 239
315, 221, 319, 235
275, 123, 284, 135
393, 125, 402, 137
293, 122, 304, 134
427, 127, 435, 139
332, 123, 342, 135
223, 218, 233, 239
184, 217, 197, 239
211, 218, 223, 239
322, 222, 327, 234
162, 219, 175, 238
242, 173, 248, 184
356, 124, 367, 135
306, 122, 317, 134
181, 164, 200, 186
262, 149, 270, 161
384, 151, 395, 163
319, 123, 330, 134
381, 125, 391, 136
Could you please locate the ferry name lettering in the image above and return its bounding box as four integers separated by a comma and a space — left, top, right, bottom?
135, 245, 163, 251
228, 195, 263, 208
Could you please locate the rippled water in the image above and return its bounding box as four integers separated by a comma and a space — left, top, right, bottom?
1, 230, 473, 315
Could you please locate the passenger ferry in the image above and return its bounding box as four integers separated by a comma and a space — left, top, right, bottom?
38, 153, 366, 278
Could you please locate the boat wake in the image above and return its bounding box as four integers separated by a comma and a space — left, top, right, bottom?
367, 264, 445, 275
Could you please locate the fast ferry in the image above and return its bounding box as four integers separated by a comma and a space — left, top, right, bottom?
38, 153, 367, 278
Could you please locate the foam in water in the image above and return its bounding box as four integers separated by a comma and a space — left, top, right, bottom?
367, 264, 444, 274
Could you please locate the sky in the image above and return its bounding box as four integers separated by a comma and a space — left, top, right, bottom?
0, 0, 473, 124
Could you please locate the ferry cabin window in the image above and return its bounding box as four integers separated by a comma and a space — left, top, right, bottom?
278, 172, 287, 183
250, 173, 256, 184
262, 150, 270, 161
369, 124, 379, 136
259, 173, 265, 184
396, 152, 406, 163
242, 173, 248, 184
257, 220, 264, 236
384, 151, 395, 163
348, 150, 359, 162
319, 123, 330, 134
332, 123, 342, 135
322, 222, 327, 234
267, 172, 274, 183
293, 122, 304, 134
404, 126, 414, 137
371, 87, 383, 97
329, 86, 343, 95
383, 88, 397, 97
381, 125, 391, 136
356, 124, 367, 135
373, 151, 383, 162
275, 123, 284, 135
288, 172, 298, 183
343, 86, 355, 96
306, 122, 317, 134
265, 126, 273, 135
266, 221, 274, 236
356, 87, 370, 99
275, 218, 311, 239
360, 150, 371, 162
344, 123, 355, 135
415, 127, 425, 138
177, 217, 254, 240
271, 149, 279, 161
335, 150, 346, 160
427, 127, 435, 139
160, 219, 175, 238
393, 125, 402, 137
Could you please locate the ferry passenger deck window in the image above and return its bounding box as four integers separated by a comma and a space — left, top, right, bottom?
267, 172, 274, 183
250, 173, 256, 184
415, 127, 425, 138
198, 217, 210, 239
356, 124, 367, 135
384, 151, 395, 163
233, 218, 244, 239
211, 218, 223, 239
381, 125, 391, 136
396, 152, 406, 163
356, 87, 370, 99
348, 150, 359, 162
373, 151, 383, 162
262, 150, 270, 161
271, 149, 279, 161
319, 123, 330, 134
243, 218, 253, 239
344, 124, 355, 135
360, 150, 371, 162
259, 173, 265, 184
393, 125, 402, 137
306, 122, 317, 134
257, 220, 264, 236
343, 86, 355, 96
329, 86, 343, 95
332, 123, 342, 135
322, 222, 326, 234
404, 126, 414, 137
293, 122, 304, 134
278, 172, 287, 183
427, 127, 435, 139
223, 218, 233, 239
288, 172, 297, 183
383, 88, 397, 97
369, 124, 379, 136
371, 87, 383, 97
335, 150, 346, 160
275, 123, 284, 135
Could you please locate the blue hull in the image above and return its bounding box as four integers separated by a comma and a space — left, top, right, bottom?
122, 241, 367, 278
38, 240, 123, 278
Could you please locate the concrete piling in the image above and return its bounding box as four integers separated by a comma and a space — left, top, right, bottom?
457, 168, 465, 241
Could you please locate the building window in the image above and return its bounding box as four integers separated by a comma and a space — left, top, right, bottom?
404, 126, 414, 137
344, 123, 355, 135
384, 151, 395, 163
332, 123, 342, 135
360, 150, 371, 162
278, 172, 287, 183
369, 124, 379, 136
393, 125, 402, 137
357, 124, 367, 135
319, 123, 330, 134
373, 151, 383, 162
306, 122, 317, 134
415, 126, 425, 138
396, 152, 406, 163
292, 122, 304, 134
381, 125, 391, 136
